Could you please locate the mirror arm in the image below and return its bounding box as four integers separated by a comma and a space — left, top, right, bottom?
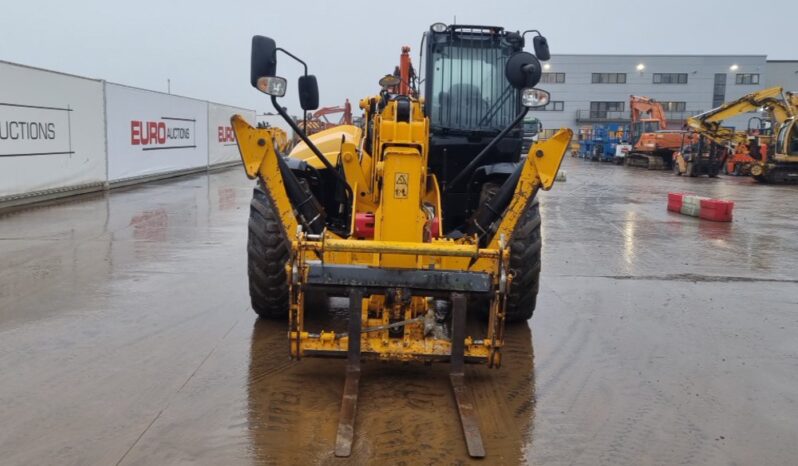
270, 95, 354, 230
275, 47, 308, 76
275, 47, 311, 134
521, 30, 541, 40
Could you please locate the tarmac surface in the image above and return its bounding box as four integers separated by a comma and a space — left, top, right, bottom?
1, 158, 797, 465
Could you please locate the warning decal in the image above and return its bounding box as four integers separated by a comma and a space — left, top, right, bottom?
394, 172, 408, 198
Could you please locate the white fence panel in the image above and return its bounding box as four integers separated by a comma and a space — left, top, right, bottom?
0, 62, 106, 198
208, 103, 255, 166
105, 84, 208, 182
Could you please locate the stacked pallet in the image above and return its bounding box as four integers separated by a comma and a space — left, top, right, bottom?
667, 193, 734, 222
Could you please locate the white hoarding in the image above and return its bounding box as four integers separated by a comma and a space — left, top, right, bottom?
208, 102, 255, 166
0, 61, 106, 198
105, 83, 208, 182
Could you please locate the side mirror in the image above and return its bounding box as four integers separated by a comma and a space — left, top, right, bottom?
505, 52, 542, 89
298, 75, 319, 111
251, 36, 277, 88
533, 35, 550, 61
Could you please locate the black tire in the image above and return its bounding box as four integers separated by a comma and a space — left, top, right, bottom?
505, 199, 542, 322
478, 183, 541, 323
247, 184, 290, 318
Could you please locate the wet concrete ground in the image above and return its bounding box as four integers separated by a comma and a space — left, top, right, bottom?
1, 159, 797, 465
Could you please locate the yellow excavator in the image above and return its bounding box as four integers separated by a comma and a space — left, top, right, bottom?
680, 86, 798, 182
231, 24, 572, 458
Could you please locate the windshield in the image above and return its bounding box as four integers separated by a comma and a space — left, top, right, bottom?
428, 38, 518, 132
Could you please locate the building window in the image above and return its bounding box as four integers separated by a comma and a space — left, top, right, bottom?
653, 73, 688, 84
660, 101, 687, 112
735, 73, 760, 85
713, 73, 727, 107
541, 72, 565, 83
591, 73, 627, 84
590, 101, 625, 118
535, 101, 564, 111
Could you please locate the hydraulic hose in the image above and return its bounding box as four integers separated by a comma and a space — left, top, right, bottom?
464, 161, 538, 246
274, 154, 326, 235
271, 95, 353, 231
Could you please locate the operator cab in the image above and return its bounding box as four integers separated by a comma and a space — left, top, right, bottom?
420, 23, 551, 230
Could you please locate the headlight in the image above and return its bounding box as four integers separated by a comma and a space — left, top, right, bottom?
256, 76, 287, 97
522, 88, 550, 108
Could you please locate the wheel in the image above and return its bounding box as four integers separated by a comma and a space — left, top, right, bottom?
733, 164, 741, 176
506, 197, 542, 322
247, 184, 290, 318
476, 183, 542, 322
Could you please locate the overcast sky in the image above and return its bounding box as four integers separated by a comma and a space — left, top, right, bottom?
1, 0, 795, 115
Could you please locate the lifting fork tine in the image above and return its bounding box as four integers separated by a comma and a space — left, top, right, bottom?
450, 292, 486, 458
334, 289, 363, 457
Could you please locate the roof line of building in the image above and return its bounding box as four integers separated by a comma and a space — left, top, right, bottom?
551, 54, 767, 58
0, 59, 102, 82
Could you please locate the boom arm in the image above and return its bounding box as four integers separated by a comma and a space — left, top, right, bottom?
686, 86, 797, 143
630, 95, 668, 128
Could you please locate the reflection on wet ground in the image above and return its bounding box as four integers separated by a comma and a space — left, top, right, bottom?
247, 317, 534, 465
1, 159, 797, 465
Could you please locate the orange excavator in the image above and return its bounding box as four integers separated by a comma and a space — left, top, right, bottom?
625, 95, 696, 170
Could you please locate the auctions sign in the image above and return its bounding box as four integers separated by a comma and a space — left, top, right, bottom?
130, 117, 196, 150
217, 125, 236, 145
0, 102, 73, 157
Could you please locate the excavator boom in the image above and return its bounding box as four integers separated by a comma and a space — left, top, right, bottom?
630, 95, 668, 129
626, 95, 694, 169
680, 86, 798, 180
687, 86, 796, 140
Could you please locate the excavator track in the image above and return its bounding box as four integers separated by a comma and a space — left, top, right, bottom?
756, 167, 798, 183
626, 153, 664, 170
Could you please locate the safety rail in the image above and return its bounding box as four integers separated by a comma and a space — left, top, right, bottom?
296, 238, 503, 259
576, 109, 703, 123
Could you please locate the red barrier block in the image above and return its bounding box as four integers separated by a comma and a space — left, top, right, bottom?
667, 192, 686, 213
699, 198, 734, 222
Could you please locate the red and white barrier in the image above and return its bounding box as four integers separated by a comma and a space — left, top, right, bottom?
667, 192, 734, 222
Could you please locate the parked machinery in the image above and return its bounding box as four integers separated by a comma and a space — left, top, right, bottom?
672, 134, 728, 177
682, 86, 798, 182
724, 117, 771, 176
579, 123, 628, 162
233, 24, 572, 458
521, 116, 541, 154
294, 100, 353, 140
255, 122, 291, 153
625, 95, 697, 170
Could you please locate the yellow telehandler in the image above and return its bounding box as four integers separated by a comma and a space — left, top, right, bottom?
231, 23, 572, 457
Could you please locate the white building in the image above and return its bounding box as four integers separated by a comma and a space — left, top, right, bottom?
529, 55, 798, 135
